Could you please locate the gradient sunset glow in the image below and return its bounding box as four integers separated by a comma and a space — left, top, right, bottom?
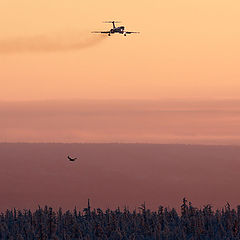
2, 0, 240, 217
0, 0, 240, 101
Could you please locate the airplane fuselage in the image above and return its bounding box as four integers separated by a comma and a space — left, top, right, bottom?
110, 26, 125, 34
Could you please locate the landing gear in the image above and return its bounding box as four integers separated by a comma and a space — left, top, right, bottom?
108, 33, 111, 36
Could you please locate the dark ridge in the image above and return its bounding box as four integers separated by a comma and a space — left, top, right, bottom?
1, 143, 240, 211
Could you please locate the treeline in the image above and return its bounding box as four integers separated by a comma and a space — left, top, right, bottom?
1, 198, 240, 239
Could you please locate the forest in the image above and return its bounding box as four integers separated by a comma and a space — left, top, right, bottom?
0, 198, 240, 239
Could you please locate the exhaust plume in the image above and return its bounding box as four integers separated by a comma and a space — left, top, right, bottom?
0, 32, 107, 54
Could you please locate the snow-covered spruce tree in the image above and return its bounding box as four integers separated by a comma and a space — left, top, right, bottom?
1, 199, 240, 239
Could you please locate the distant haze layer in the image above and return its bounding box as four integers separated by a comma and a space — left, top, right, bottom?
1, 99, 240, 144
0, 143, 240, 211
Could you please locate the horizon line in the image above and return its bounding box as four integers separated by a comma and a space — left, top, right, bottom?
1, 97, 240, 103
1, 142, 240, 147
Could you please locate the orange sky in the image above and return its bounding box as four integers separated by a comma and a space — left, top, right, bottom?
0, 0, 240, 101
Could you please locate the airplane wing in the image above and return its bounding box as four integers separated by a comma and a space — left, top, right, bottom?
91, 31, 110, 34
125, 31, 140, 34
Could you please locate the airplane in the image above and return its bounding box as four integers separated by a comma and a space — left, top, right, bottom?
67, 156, 77, 162
92, 21, 140, 36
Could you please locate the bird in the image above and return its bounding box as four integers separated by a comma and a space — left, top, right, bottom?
67, 156, 77, 162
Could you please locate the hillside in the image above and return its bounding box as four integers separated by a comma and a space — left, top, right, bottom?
0, 143, 240, 210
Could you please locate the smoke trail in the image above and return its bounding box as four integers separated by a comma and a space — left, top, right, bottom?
0, 32, 107, 54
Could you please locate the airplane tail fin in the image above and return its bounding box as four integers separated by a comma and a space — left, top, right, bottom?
103, 21, 121, 29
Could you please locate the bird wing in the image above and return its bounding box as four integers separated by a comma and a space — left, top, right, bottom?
68, 156, 78, 161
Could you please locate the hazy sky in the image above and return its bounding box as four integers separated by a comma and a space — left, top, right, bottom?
0, 0, 240, 101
